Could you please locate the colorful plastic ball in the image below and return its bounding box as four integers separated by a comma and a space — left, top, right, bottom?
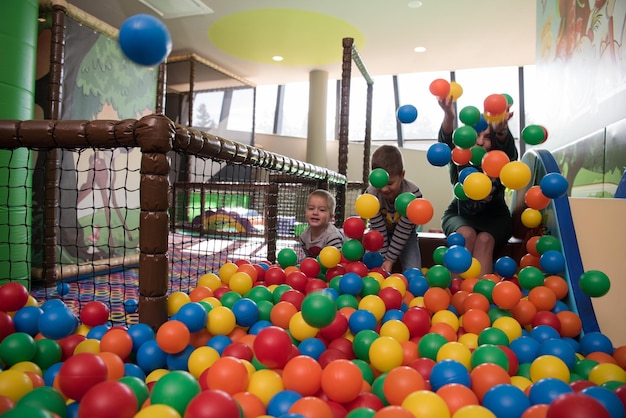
491, 281, 522, 310
369, 168, 390, 189
470, 145, 487, 167
207, 306, 236, 335
204, 356, 248, 396
589, 362, 626, 385
453, 182, 469, 200
383, 366, 426, 405
13, 386, 66, 417
37, 306, 78, 340
133, 404, 181, 418
429, 78, 451, 97
355, 194, 380, 220
184, 389, 241, 418
319, 246, 342, 269
174, 302, 207, 332
321, 359, 363, 403
452, 147, 473, 166
521, 208, 543, 228
539, 172, 569, 199
547, 392, 612, 418
0, 282, 30, 313
299, 257, 321, 279
150, 370, 201, 416
278, 248, 298, 268
530, 355, 570, 383
301, 292, 336, 328
538, 250, 565, 275
517, 266, 545, 290
448, 81, 464, 101
482, 384, 530, 418
525, 185, 551, 210
77, 380, 137, 418
397, 104, 418, 123
435, 383, 479, 416
471, 344, 509, 371
135, 339, 167, 374
342, 239, 365, 262
229, 271, 254, 295
580, 332, 614, 356
11, 306, 42, 337
459, 106, 481, 126
339, 272, 364, 296
425, 265, 452, 289
369, 336, 404, 373
124, 299, 138, 313
282, 355, 323, 396
443, 245, 472, 274
289, 396, 335, 418
118, 14, 172, 66
401, 390, 450, 418
56, 352, 108, 401
481, 150, 510, 178
521, 124, 547, 146
360, 231, 383, 253
470, 363, 511, 402
579, 386, 625, 418
394, 192, 416, 218
429, 359, 471, 391
461, 172, 491, 201
253, 326, 293, 369
0, 370, 33, 404
427, 143, 452, 167
349, 309, 378, 334
155, 320, 190, 355
267, 390, 303, 417
406, 198, 434, 226
231, 298, 258, 327
483, 94, 508, 115
499, 161, 531, 190
453, 125, 478, 149
579, 270, 611, 297
56, 281, 70, 296
342, 216, 365, 240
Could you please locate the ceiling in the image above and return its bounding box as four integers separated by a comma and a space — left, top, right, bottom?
67, 0, 537, 87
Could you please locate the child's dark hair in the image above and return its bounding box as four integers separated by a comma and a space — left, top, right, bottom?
371, 145, 404, 176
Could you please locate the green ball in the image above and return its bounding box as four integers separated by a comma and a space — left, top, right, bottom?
369, 168, 389, 189
579, 270, 611, 297
478, 327, 510, 346
394, 192, 416, 217
272, 284, 293, 304
256, 300, 274, 322
517, 362, 532, 379
219, 291, 242, 309
0, 332, 36, 366
459, 106, 481, 126
473, 279, 496, 303
277, 248, 298, 268
301, 292, 337, 328
353, 329, 380, 362
521, 124, 546, 146
150, 371, 201, 416
426, 265, 452, 288
454, 182, 469, 200
371, 372, 389, 406
432, 246, 448, 266
32, 338, 62, 370
361, 276, 381, 297
245, 286, 274, 304
470, 145, 487, 166
336, 294, 359, 310
517, 266, 545, 290
346, 407, 377, 418
118, 376, 149, 409
417, 333, 448, 360
574, 358, 599, 380
453, 125, 478, 149
501, 93, 514, 105
0, 405, 55, 418
17, 386, 67, 417
352, 359, 375, 384
470, 344, 509, 370
487, 307, 513, 324
535, 235, 561, 254
342, 239, 365, 262
329, 276, 342, 293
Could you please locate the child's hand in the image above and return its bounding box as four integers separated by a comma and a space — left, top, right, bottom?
382, 260, 394, 273
438, 96, 455, 117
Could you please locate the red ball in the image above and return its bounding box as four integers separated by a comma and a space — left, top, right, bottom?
184, 389, 240, 418
279, 289, 305, 310
300, 257, 321, 278
344, 261, 369, 278
285, 271, 308, 293
531, 310, 561, 333
253, 326, 293, 369
78, 380, 137, 418
59, 334, 87, 360
264, 266, 286, 286
378, 287, 403, 311
408, 357, 436, 381
402, 307, 431, 338
327, 337, 355, 358
0, 282, 29, 312
0, 312, 15, 342
326, 265, 346, 281
362, 230, 385, 252
319, 311, 349, 341
343, 216, 366, 239
305, 278, 328, 294
57, 352, 108, 401
221, 341, 253, 362
344, 392, 385, 412
546, 392, 611, 418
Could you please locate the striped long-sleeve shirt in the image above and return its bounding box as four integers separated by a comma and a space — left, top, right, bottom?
365, 180, 422, 265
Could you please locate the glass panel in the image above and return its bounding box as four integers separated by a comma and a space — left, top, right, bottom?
193, 91, 223, 130
227, 88, 254, 132
281, 82, 309, 137
371, 75, 397, 141
255, 85, 278, 135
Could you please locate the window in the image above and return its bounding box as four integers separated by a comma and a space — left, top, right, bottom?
255, 85, 278, 134
227, 88, 254, 132
280, 82, 309, 137
193, 91, 223, 130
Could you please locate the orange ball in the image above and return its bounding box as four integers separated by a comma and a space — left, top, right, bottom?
282, 355, 323, 396
374, 405, 415, 418
423, 287, 451, 313
519, 253, 542, 269
237, 264, 258, 282
383, 366, 426, 405
289, 396, 334, 418
97, 352, 125, 380
460, 277, 479, 292
429, 78, 451, 98
586, 351, 618, 365
400, 340, 419, 366
406, 198, 434, 226
483, 94, 508, 116
461, 308, 492, 335
520, 404, 550, 418
436, 383, 479, 415
320, 359, 363, 403
525, 185, 551, 210
510, 299, 538, 326
462, 292, 490, 313
612, 345, 626, 369
526, 236, 541, 257
481, 150, 510, 178
543, 275, 568, 300
527, 286, 557, 311
556, 311, 582, 338
452, 147, 472, 166
270, 301, 298, 329
189, 286, 213, 302
470, 363, 511, 401
155, 320, 190, 354
206, 356, 249, 395
492, 281, 522, 309
429, 322, 458, 342
99, 328, 133, 360
232, 392, 266, 418
451, 290, 470, 315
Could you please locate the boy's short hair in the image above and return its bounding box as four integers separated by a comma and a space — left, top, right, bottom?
371, 145, 404, 176
308, 189, 336, 214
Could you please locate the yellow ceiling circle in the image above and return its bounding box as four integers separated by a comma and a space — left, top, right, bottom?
208, 9, 365, 66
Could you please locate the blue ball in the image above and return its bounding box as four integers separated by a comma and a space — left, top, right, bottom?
509, 336, 540, 364
37, 305, 78, 340
339, 272, 364, 296
206, 335, 232, 355
443, 245, 472, 274
538, 338, 577, 370
446, 232, 466, 247
123, 363, 146, 380
429, 359, 471, 391
127, 323, 155, 353
298, 338, 327, 360
473, 114, 488, 133
118, 14, 172, 66
483, 384, 531, 418
124, 299, 138, 314
528, 377, 573, 405
267, 390, 303, 417
362, 251, 383, 269
427, 143, 452, 167
56, 282, 71, 296
249, 319, 273, 335
348, 309, 377, 334
459, 166, 479, 183
539, 249, 565, 275
539, 172, 569, 199
87, 324, 112, 340
166, 345, 194, 370
494, 256, 518, 278
382, 309, 404, 323
43, 362, 63, 386
176, 302, 208, 332
580, 331, 614, 356
41, 299, 66, 311
13, 306, 43, 336
408, 274, 429, 297
529, 324, 561, 343
580, 386, 625, 418
136, 339, 167, 373
232, 298, 259, 327
397, 104, 418, 123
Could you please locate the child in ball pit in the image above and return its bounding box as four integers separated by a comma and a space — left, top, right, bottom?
298, 189, 345, 258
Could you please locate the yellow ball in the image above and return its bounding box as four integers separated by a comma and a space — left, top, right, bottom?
0, 370, 32, 403
588, 362, 626, 385
463, 172, 492, 201
511, 375, 533, 392
521, 208, 543, 228
9, 361, 42, 376
432, 310, 460, 332
75, 324, 91, 337
198, 273, 221, 291
187, 346, 220, 378
379, 320, 410, 343
207, 306, 236, 335
499, 161, 531, 190
146, 368, 170, 384
448, 81, 463, 101
355, 194, 380, 220
382, 276, 407, 296
247, 369, 284, 405
218, 262, 239, 284
201, 296, 222, 308
358, 295, 386, 321
460, 258, 481, 279
229, 272, 253, 295
530, 355, 570, 383
73, 338, 101, 354
402, 390, 451, 418
436, 341, 472, 369
408, 296, 426, 308
453, 405, 496, 418
458, 332, 479, 350
289, 311, 319, 341
492, 316, 523, 343
319, 246, 342, 268
367, 272, 385, 287
134, 404, 182, 418
369, 336, 404, 372
168, 291, 191, 316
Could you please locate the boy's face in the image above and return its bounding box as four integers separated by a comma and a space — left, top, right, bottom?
379, 171, 405, 201
306, 195, 333, 228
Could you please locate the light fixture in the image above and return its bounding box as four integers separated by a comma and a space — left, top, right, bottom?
272, 56, 284, 62
138, 0, 213, 19
414, 46, 426, 53
408, 1, 423, 8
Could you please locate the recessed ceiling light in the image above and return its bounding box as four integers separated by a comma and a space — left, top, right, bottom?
414, 46, 426, 53
408, 1, 423, 8
272, 56, 284, 62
